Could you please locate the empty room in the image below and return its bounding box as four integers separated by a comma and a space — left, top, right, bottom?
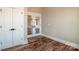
0, 7, 79, 51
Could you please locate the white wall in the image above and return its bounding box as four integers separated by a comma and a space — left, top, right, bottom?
42, 7, 79, 44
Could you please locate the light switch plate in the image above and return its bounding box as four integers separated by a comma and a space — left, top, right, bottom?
48, 24, 51, 26
0, 25, 2, 28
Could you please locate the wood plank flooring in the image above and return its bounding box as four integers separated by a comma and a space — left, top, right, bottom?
2, 36, 79, 51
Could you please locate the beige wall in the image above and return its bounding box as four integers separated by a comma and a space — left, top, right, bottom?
24, 7, 42, 13
42, 7, 79, 44
27, 7, 42, 13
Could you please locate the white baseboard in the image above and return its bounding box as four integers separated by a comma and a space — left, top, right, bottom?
41, 34, 79, 49
27, 33, 42, 38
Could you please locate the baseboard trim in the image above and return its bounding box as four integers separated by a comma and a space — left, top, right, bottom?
41, 34, 79, 49
27, 33, 42, 38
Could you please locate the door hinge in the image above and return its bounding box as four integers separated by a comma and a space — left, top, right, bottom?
0, 42, 2, 45
0, 9, 2, 12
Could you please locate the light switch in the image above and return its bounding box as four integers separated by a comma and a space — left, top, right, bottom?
0, 25, 2, 28
48, 24, 51, 26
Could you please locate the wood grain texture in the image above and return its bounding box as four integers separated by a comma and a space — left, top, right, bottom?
2, 36, 79, 51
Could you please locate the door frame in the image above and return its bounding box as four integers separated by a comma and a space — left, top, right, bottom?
25, 12, 42, 38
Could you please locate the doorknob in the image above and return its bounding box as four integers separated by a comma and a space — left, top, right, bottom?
9, 28, 16, 31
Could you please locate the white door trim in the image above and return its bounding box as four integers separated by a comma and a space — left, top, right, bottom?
25, 12, 42, 38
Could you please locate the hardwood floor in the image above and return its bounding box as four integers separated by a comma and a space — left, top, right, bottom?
2, 36, 79, 51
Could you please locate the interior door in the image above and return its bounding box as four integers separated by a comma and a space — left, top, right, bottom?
0, 8, 4, 50
1, 8, 13, 49
13, 8, 24, 46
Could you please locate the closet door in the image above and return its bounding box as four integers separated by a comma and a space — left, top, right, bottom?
0, 8, 4, 50
2, 8, 13, 49
13, 8, 24, 46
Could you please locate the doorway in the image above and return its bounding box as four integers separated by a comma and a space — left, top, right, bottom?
27, 12, 41, 38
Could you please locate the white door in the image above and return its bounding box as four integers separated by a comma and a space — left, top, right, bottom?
0, 8, 25, 50
12, 8, 24, 46
0, 8, 4, 50
1, 8, 13, 49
